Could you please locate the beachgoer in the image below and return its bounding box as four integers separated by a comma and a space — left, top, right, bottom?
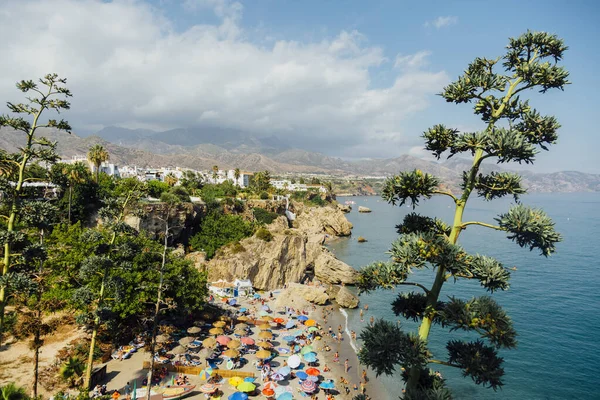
370, 316, 374, 326
362, 369, 368, 383
344, 358, 349, 373
111, 390, 120, 400
364, 304, 369, 310
124, 382, 131, 400
333, 351, 339, 363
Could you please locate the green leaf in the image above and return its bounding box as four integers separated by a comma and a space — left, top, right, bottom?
446, 339, 505, 390
382, 169, 440, 208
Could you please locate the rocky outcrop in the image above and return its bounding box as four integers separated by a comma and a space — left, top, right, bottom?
124, 202, 204, 242
334, 286, 360, 308
314, 251, 358, 285
293, 205, 353, 236
337, 204, 352, 213
186, 251, 207, 267
358, 206, 371, 213
274, 283, 330, 310
357, 236, 367, 243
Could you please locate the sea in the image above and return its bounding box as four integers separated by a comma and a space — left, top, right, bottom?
328, 193, 600, 400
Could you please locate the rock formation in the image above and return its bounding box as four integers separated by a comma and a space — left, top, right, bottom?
124, 202, 204, 242
274, 283, 329, 309
293, 204, 353, 236
334, 286, 360, 308
337, 203, 352, 213
357, 236, 367, 243
358, 206, 372, 213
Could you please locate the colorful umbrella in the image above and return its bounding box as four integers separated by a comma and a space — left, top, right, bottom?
303, 352, 317, 363
187, 326, 201, 334
306, 375, 319, 382
297, 315, 308, 321
227, 339, 242, 349
273, 317, 285, 324
253, 293, 261, 299
223, 349, 240, 358
285, 321, 296, 329
262, 305, 270, 311
237, 382, 256, 393
270, 372, 284, 381
213, 321, 226, 327
239, 307, 247, 313
295, 371, 308, 380
276, 392, 292, 400
200, 383, 217, 393
209, 327, 224, 335
257, 341, 273, 348
199, 367, 213, 380
228, 298, 237, 306
300, 380, 317, 393
259, 310, 269, 317
304, 319, 316, 327
282, 335, 296, 342
263, 381, 278, 391
262, 388, 275, 397
202, 337, 217, 347
300, 345, 314, 355
228, 393, 248, 400
307, 326, 318, 332
229, 376, 244, 387
305, 367, 320, 376
240, 337, 254, 345
287, 354, 301, 368
319, 380, 335, 390
255, 349, 272, 359
258, 331, 273, 339
277, 347, 290, 354
216, 335, 232, 345
277, 366, 291, 376
227, 360, 235, 370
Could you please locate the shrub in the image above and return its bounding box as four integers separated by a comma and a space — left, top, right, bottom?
259, 191, 269, 200
253, 208, 279, 225
255, 227, 273, 242
231, 242, 246, 254
147, 180, 169, 198
190, 213, 254, 259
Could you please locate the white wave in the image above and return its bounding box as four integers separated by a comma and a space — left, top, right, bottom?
339, 308, 359, 353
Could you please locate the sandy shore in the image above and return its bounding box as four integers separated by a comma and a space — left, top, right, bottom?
94, 285, 387, 400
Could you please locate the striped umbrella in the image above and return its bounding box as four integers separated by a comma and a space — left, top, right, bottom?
199, 367, 213, 380
300, 379, 317, 393
200, 383, 217, 393
263, 381, 278, 391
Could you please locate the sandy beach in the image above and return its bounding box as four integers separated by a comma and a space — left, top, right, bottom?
93, 284, 387, 400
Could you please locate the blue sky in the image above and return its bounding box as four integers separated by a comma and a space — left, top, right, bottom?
1, 0, 598, 173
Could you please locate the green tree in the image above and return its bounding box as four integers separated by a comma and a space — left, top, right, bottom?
0, 73, 72, 341
164, 173, 178, 187
63, 163, 86, 223
310, 177, 321, 185
49, 162, 98, 224
180, 170, 204, 193
212, 165, 219, 181
147, 180, 169, 198
0, 383, 30, 400
299, 177, 305, 184
87, 144, 109, 183
251, 170, 272, 193
233, 168, 241, 185
356, 31, 567, 398
58, 356, 85, 387
190, 212, 253, 259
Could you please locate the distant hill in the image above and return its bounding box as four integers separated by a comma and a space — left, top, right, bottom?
2, 127, 599, 193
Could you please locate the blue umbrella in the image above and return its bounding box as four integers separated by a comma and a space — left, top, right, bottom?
303, 352, 317, 363
277, 347, 290, 354
319, 380, 335, 390
277, 366, 291, 376
283, 335, 296, 342
244, 377, 255, 382
297, 315, 308, 321
285, 320, 296, 329
295, 371, 308, 380
239, 307, 247, 313
253, 293, 261, 299
277, 393, 293, 400
229, 298, 237, 306
228, 393, 249, 400
262, 305, 270, 311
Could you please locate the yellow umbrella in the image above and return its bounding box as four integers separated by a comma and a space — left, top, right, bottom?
234, 329, 247, 336
228, 376, 244, 387
235, 323, 248, 329
209, 327, 224, 335
255, 349, 272, 359
258, 324, 271, 331
258, 331, 273, 339
260, 316, 273, 322
237, 316, 249, 321
304, 319, 317, 327
219, 315, 231, 321
256, 341, 273, 348
202, 337, 217, 348
223, 349, 240, 358
213, 321, 226, 328
227, 339, 242, 349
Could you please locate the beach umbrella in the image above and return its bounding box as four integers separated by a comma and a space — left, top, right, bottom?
229, 376, 244, 387
262, 388, 275, 397
287, 354, 301, 368
219, 315, 232, 321
155, 334, 170, 343
262, 304, 270, 310
239, 307, 247, 313
258, 331, 273, 339
258, 323, 271, 330
227, 339, 242, 349
228, 393, 248, 400
200, 383, 217, 394
244, 377, 255, 383
305, 367, 320, 376
257, 341, 273, 348
216, 335, 232, 345
259, 310, 270, 317
237, 315, 249, 321
227, 359, 235, 370
285, 320, 296, 329
300, 380, 317, 393
277, 347, 290, 354
187, 326, 202, 334
273, 317, 285, 324
306, 375, 319, 382
307, 327, 318, 333
295, 371, 308, 380
263, 381, 278, 391
234, 329, 246, 337
303, 352, 317, 363
239, 336, 254, 345
179, 336, 194, 345
237, 382, 256, 393
213, 320, 227, 327
270, 372, 284, 381
260, 315, 273, 322
199, 367, 213, 380
223, 349, 240, 358
304, 319, 316, 327
292, 330, 303, 337
235, 322, 248, 329
194, 319, 206, 326
209, 327, 224, 335
229, 298, 237, 306
169, 345, 187, 355
319, 380, 335, 390
276, 393, 293, 400
255, 349, 272, 359
253, 293, 261, 299
282, 335, 296, 342
202, 337, 217, 348
300, 345, 314, 355
277, 366, 291, 376
297, 315, 308, 322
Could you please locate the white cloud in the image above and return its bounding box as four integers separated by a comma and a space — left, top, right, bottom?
424, 16, 458, 29
395, 51, 432, 69
0, 0, 449, 157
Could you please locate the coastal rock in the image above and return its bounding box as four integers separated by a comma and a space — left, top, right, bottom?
293, 205, 353, 236
185, 251, 207, 269
274, 283, 329, 308
357, 236, 367, 243
337, 204, 352, 213
358, 206, 372, 213
334, 286, 360, 308
124, 202, 204, 242
314, 251, 358, 285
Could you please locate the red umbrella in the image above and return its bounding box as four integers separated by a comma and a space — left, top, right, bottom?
305, 367, 320, 376
216, 335, 231, 345
273, 317, 285, 324
240, 337, 254, 345
300, 379, 317, 393
262, 388, 275, 396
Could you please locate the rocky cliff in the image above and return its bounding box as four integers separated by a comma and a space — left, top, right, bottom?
202, 205, 357, 290
124, 201, 204, 242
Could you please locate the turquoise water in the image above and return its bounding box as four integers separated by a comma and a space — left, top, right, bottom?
329, 193, 600, 399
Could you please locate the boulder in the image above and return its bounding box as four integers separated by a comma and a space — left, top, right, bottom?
314, 252, 358, 285
274, 283, 330, 309
334, 286, 360, 309
358, 206, 372, 213
337, 204, 352, 213
357, 236, 367, 243
293, 205, 353, 236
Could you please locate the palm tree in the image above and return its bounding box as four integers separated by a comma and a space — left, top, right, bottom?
0, 383, 29, 400
212, 165, 219, 181
164, 173, 178, 187
63, 164, 86, 223
59, 356, 84, 387
87, 144, 109, 182
234, 168, 241, 186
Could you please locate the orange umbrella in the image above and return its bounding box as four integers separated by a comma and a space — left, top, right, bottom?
273, 317, 285, 324
262, 388, 275, 396
305, 367, 320, 376
304, 319, 316, 327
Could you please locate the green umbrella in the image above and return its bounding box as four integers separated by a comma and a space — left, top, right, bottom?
237, 381, 256, 392
300, 345, 314, 355
307, 326, 318, 333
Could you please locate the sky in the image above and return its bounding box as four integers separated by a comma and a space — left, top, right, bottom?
0, 0, 599, 173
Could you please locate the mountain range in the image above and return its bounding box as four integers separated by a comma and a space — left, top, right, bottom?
1, 126, 599, 193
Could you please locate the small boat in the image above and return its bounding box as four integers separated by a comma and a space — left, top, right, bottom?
344, 200, 356, 205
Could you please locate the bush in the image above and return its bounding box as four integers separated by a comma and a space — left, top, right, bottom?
190, 212, 254, 259
147, 180, 169, 198
161, 186, 190, 203
259, 191, 269, 200
231, 242, 246, 254
253, 208, 279, 225
255, 227, 273, 242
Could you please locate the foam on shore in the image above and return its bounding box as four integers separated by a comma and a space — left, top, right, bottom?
339, 308, 359, 353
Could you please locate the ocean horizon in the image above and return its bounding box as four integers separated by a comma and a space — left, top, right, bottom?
329, 193, 600, 400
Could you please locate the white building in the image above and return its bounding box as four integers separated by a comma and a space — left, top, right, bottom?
271, 180, 309, 192
226, 170, 253, 188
